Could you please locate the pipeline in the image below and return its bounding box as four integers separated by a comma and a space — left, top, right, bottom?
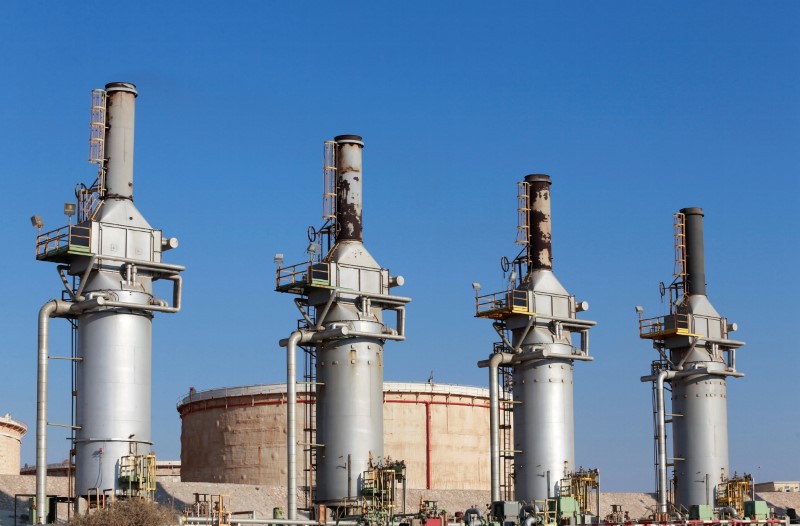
36, 300, 70, 523
655, 370, 675, 514
485, 352, 513, 502
36, 298, 105, 524
280, 327, 350, 520
283, 331, 302, 520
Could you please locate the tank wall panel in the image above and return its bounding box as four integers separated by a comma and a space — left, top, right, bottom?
513, 359, 574, 502
0, 420, 25, 475
76, 311, 152, 495
672, 376, 729, 507
179, 384, 490, 490
315, 341, 383, 502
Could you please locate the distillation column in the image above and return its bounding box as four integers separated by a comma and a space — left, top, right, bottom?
639, 208, 744, 510
477, 175, 595, 504
670, 209, 743, 507
35, 83, 183, 508
277, 135, 409, 510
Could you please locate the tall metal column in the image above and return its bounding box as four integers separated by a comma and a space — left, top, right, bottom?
276, 135, 409, 513
638, 208, 745, 509
34, 83, 183, 507
476, 174, 595, 504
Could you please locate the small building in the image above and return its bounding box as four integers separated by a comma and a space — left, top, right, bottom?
755, 481, 800, 493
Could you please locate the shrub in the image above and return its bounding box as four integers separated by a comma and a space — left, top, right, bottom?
69, 499, 178, 526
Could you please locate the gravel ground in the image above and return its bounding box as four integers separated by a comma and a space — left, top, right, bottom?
0, 475, 797, 524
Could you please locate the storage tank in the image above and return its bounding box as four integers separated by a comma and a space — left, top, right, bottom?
0, 414, 27, 475
177, 382, 491, 491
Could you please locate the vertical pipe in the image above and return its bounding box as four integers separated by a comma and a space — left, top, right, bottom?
103, 82, 138, 200
488, 353, 513, 503
680, 207, 706, 296
656, 370, 675, 515
36, 300, 70, 524
425, 402, 431, 490
334, 135, 364, 242
525, 174, 553, 271
283, 331, 302, 521
547, 471, 551, 498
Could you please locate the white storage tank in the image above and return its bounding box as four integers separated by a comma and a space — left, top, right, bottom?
0, 414, 27, 475
177, 382, 492, 490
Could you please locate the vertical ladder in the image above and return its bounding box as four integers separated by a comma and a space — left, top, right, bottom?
322, 141, 337, 221
298, 302, 317, 512
673, 213, 687, 280
81, 89, 108, 222
88, 89, 107, 168
515, 182, 530, 247
302, 342, 317, 511
497, 346, 515, 501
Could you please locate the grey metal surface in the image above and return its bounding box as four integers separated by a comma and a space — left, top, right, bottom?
103, 83, 137, 200
488, 353, 513, 502
315, 336, 384, 502
36, 300, 71, 523
306, 136, 408, 505
681, 207, 706, 296
672, 373, 729, 506
654, 370, 675, 514
642, 209, 745, 509
669, 212, 731, 508
479, 175, 595, 504
35, 84, 183, 506
74, 293, 154, 495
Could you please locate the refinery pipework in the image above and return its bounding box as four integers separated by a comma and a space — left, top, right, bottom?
276, 135, 410, 518
34, 83, 183, 519
474, 175, 597, 508
638, 208, 745, 516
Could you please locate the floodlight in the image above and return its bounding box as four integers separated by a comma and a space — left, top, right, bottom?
64, 203, 76, 217
274, 253, 284, 265
30, 215, 43, 229
471, 282, 481, 291
635, 305, 644, 314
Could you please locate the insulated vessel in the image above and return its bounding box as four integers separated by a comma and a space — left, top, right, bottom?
276, 136, 409, 515
34, 83, 183, 514
638, 208, 744, 511
476, 175, 595, 504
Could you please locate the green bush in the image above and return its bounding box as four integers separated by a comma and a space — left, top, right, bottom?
69, 499, 178, 526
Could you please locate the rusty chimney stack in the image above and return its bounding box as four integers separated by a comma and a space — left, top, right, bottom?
334, 135, 364, 242
525, 174, 553, 271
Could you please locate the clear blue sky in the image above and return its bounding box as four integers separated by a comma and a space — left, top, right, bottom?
1, 2, 797, 492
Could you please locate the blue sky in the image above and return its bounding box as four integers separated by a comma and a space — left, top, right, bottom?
1, 2, 798, 492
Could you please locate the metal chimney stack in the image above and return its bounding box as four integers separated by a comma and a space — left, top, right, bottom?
277, 135, 409, 517
639, 208, 744, 512
34, 83, 183, 518
476, 175, 596, 504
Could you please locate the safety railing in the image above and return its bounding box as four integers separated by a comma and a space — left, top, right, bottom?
35, 224, 92, 259
475, 288, 529, 319
639, 313, 694, 339
276, 261, 330, 291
